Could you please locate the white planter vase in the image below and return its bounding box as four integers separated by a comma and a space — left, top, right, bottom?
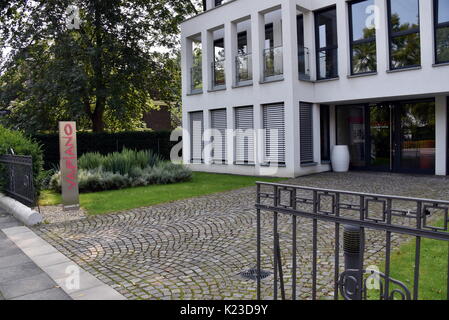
331, 145, 350, 173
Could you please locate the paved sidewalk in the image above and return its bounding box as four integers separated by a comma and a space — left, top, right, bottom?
0, 211, 71, 300
0, 210, 125, 300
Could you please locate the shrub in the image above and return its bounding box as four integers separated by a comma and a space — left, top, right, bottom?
78, 149, 162, 175
0, 125, 44, 196
49, 149, 192, 193
78, 152, 103, 171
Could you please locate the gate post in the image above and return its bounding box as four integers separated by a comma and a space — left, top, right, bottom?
343, 224, 363, 300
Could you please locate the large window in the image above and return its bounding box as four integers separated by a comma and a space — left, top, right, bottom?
297, 15, 311, 80
349, 0, 377, 74
315, 6, 338, 80
435, 0, 449, 64
387, 0, 421, 70
213, 38, 225, 88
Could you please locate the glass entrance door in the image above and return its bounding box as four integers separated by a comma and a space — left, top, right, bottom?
395, 101, 436, 174
369, 104, 392, 171
337, 100, 435, 174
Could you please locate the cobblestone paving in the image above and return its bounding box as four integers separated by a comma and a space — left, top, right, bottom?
34, 172, 449, 300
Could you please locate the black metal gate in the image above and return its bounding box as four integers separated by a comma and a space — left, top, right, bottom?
255, 182, 449, 300
0, 155, 35, 206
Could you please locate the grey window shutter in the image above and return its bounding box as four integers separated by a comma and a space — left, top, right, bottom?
263, 104, 285, 164
235, 106, 254, 164
210, 109, 227, 163
300, 103, 314, 164
190, 111, 204, 163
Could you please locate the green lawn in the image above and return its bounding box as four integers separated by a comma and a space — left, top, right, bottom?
39, 172, 284, 215
366, 219, 449, 300
384, 232, 449, 300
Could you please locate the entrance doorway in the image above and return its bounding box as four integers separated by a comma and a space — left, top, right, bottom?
336, 99, 436, 174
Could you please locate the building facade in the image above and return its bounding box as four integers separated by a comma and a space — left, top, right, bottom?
181, 0, 449, 177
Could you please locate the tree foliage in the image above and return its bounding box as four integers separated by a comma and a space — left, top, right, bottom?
0, 0, 201, 133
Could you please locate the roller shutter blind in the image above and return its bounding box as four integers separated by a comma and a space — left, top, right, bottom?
235, 106, 254, 164
210, 109, 227, 163
300, 103, 314, 164
190, 111, 204, 163
263, 104, 285, 164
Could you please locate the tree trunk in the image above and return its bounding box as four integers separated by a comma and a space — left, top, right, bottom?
91, 2, 106, 133
91, 107, 105, 132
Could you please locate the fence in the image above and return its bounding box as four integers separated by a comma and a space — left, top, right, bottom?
0, 155, 35, 206
255, 181, 449, 300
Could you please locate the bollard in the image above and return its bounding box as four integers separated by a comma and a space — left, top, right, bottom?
343, 224, 363, 300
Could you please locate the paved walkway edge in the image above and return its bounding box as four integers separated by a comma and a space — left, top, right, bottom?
2, 226, 126, 300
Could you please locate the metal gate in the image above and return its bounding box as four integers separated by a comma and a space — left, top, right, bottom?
0, 155, 35, 206
255, 181, 449, 300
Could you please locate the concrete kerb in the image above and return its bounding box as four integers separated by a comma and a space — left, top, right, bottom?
0, 193, 42, 226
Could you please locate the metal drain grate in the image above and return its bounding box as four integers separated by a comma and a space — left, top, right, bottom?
240, 268, 272, 281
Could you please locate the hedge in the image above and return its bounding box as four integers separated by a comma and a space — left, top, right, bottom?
33, 131, 179, 169
0, 125, 45, 197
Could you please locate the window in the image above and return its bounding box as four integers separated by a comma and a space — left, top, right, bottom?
190, 111, 204, 163
300, 103, 314, 164
265, 23, 274, 49
236, 21, 252, 84
190, 38, 202, 94
315, 7, 338, 80
298, 15, 311, 80
336, 106, 366, 167
213, 38, 225, 88
349, 0, 377, 74
320, 105, 331, 162
435, 0, 449, 64
235, 107, 255, 164
238, 31, 248, 55
210, 109, 227, 164
387, 0, 421, 70
263, 104, 285, 164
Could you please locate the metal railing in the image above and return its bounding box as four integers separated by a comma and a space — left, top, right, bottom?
298, 46, 311, 81
263, 46, 283, 80
236, 53, 252, 84
212, 59, 226, 88
255, 182, 449, 300
190, 65, 203, 93
0, 155, 35, 206
317, 48, 338, 80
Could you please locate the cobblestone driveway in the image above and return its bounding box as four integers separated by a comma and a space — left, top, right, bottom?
35, 172, 449, 300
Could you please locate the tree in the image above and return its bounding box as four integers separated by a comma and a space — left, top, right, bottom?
0, 0, 202, 133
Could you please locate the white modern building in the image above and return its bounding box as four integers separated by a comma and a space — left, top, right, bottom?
181, 0, 449, 177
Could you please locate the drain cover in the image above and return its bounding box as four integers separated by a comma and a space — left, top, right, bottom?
240, 268, 272, 281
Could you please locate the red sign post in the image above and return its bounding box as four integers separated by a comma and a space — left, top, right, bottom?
59, 121, 80, 210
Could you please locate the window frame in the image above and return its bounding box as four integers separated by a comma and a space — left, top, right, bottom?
314, 5, 339, 80
387, 0, 421, 71
434, 0, 449, 64
348, 0, 377, 75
